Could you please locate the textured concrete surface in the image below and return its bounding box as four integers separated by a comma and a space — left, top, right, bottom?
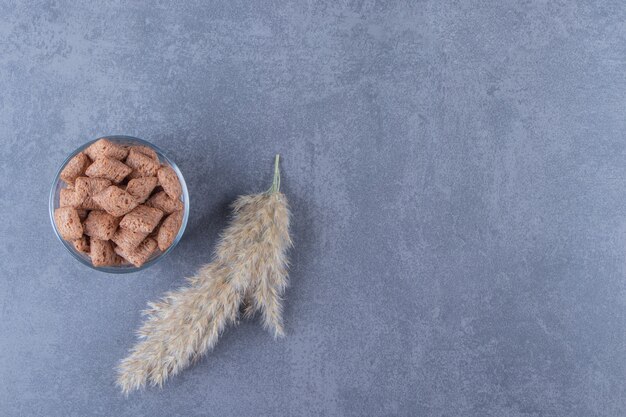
1, 1, 625, 416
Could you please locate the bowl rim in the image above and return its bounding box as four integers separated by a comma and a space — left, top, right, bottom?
49, 135, 190, 273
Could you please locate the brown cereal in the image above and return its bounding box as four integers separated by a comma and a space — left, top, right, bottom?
83, 210, 120, 240
75, 177, 112, 197
145, 191, 183, 214
119, 205, 163, 233
85, 157, 132, 183
157, 210, 183, 251
111, 227, 148, 252
85, 138, 129, 161
79, 196, 103, 210
92, 186, 138, 217
54, 207, 83, 240
56, 140, 183, 269
90, 238, 119, 267
126, 176, 158, 204
60, 188, 84, 208
74, 177, 111, 210
114, 237, 158, 267
131, 145, 159, 161
72, 235, 90, 253
157, 165, 182, 199
125, 148, 160, 179
60, 152, 90, 184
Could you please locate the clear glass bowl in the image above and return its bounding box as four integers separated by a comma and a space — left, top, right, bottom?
49, 135, 190, 273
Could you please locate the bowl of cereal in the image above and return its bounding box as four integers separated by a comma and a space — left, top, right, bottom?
49, 136, 189, 273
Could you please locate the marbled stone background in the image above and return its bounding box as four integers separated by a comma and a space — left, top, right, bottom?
1, 1, 625, 416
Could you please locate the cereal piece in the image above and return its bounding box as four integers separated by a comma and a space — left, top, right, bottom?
157, 165, 182, 199
157, 210, 183, 251
92, 186, 138, 217
54, 207, 83, 240
114, 237, 158, 267
75, 177, 112, 197
147, 216, 164, 240
59, 188, 84, 207
125, 148, 160, 179
119, 205, 164, 233
85, 157, 132, 183
76, 209, 89, 221
126, 176, 158, 204
72, 235, 90, 254
85, 138, 129, 161
90, 238, 119, 267
145, 191, 183, 214
131, 145, 159, 161
60, 152, 90, 184
83, 210, 120, 240
112, 227, 148, 252
79, 196, 102, 210
75, 177, 111, 210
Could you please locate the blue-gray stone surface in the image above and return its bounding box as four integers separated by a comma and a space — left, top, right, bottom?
1, 1, 625, 416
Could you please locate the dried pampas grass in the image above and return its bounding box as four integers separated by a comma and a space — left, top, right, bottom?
117, 155, 292, 395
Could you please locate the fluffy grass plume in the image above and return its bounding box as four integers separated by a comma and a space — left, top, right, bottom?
117, 155, 291, 395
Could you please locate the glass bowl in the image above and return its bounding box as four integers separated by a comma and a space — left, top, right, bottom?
49, 135, 190, 273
